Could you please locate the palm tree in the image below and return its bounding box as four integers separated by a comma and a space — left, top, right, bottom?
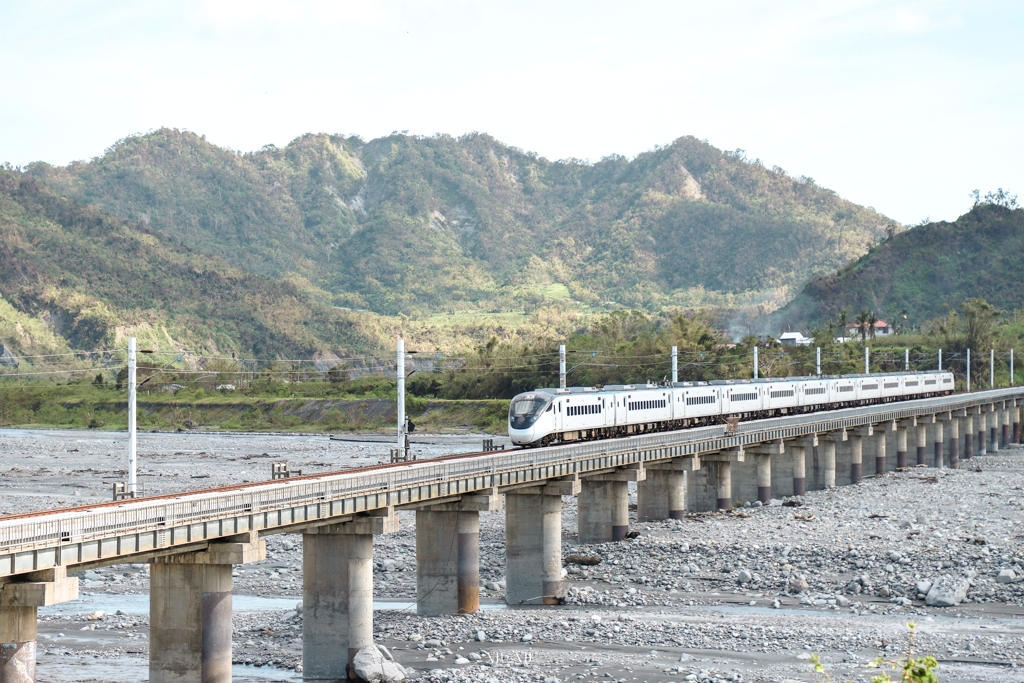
868, 312, 879, 340
837, 309, 849, 339
856, 310, 870, 342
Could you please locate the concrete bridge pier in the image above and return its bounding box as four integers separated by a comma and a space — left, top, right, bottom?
820, 430, 844, 487
579, 465, 643, 543
915, 417, 930, 466
150, 532, 265, 683
637, 457, 697, 521
506, 480, 574, 605
873, 422, 891, 476
0, 568, 78, 683
415, 491, 501, 616
932, 418, 944, 468
1001, 403, 1010, 448
850, 427, 868, 483
947, 412, 962, 468
746, 440, 781, 502
991, 404, 1001, 452
963, 410, 975, 460
895, 419, 913, 469
792, 436, 816, 495
303, 512, 397, 681
690, 449, 743, 510
978, 408, 988, 456
1011, 401, 1019, 444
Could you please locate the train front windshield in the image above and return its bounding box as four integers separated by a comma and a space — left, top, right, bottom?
509, 396, 551, 430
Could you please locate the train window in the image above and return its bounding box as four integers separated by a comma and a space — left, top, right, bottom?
863, 383, 878, 390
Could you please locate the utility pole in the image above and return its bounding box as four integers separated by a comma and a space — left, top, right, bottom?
938, 349, 942, 372
816, 347, 821, 376
753, 346, 758, 379
397, 338, 405, 458
559, 344, 566, 389
967, 348, 971, 392
128, 337, 137, 497
905, 348, 909, 372
864, 346, 869, 375
671, 346, 678, 383
991, 348, 995, 388
1012, 349, 1015, 386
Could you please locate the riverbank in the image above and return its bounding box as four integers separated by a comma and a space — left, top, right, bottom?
0, 386, 509, 434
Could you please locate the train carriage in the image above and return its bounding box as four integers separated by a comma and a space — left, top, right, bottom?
508, 371, 955, 447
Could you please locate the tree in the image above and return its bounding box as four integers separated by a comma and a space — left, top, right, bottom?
837, 309, 849, 334
961, 298, 1000, 352
327, 364, 350, 383
868, 311, 879, 340
856, 310, 871, 342
971, 188, 1019, 210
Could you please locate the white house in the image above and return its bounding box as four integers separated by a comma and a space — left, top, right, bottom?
778, 332, 813, 347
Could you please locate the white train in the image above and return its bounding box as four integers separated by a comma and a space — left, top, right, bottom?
508, 371, 954, 447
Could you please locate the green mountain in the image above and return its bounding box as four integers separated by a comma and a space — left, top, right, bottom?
776, 203, 1024, 328
28, 129, 898, 315
0, 170, 375, 359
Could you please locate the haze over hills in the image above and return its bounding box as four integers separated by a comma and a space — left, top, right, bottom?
28, 129, 899, 317
776, 202, 1024, 329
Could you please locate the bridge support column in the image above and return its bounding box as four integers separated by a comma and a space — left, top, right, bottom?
1, 568, 78, 683
757, 454, 772, 502
716, 461, 732, 510
850, 427, 867, 483
151, 533, 264, 683
948, 411, 962, 469
696, 449, 742, 510
1013, 402, 1021, 444
506, 489, 564, 605
792, 436, 815, 495
933, 417, 945, 468
895, 419, 912, 469
964, 411, 975, 460
915, 417, 930, 466
978, 409, 988, 456
820, 430, 844, 487
414, 491, 500, 616
579, 479, 628, 543
874, 423, 891, 476
1001, 403, 1010, 448
990, 405, 1001, 452
637, 458, 695, 521
303, 512, 396, 681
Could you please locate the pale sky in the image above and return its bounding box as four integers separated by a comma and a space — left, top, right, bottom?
1, 1, 1021, 224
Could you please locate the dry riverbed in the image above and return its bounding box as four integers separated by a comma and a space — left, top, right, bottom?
3, 428, 1024, 682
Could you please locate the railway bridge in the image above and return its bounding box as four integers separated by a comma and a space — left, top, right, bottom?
1, 388, 1023, 682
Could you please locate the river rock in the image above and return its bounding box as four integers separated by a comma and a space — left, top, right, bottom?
352, 644, 406, 682
925, 575, 970, 607
996, 569, 1016, 584
915, 580, 933, 596
737, 569, 752, 585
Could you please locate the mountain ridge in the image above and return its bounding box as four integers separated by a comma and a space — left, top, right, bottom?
28, 129, 899, 316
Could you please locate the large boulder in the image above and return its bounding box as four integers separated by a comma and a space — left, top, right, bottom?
924, 575, 970, 607
353, 644, 406, 683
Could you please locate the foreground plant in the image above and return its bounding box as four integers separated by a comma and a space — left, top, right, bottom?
811, 623, 939, 683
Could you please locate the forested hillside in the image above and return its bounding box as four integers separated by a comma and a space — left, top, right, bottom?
777, 202, 1024, 327
29, 129, 898, 315
0, 171, 375, 358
